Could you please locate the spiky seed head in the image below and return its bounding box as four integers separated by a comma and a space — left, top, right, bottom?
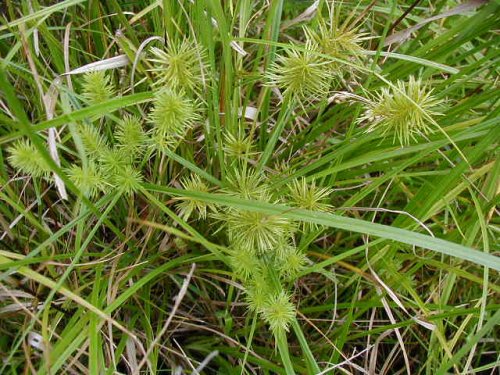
77, 124, 109, 158
148, 39, 207, 92
229, 248, 262, 281
214, 167, 295, 253
223, 132, 257, 160
66, 162, 107, 198
220, 208, 295, 253
81, 71, 115, 105
7, 140, 51, 178
245, 275, 273, 312
287, 177, 333, 231
99, 148, 131, 173
115, 115, 147, 158
261, 291, 296, 335
276, 246, 308, 281
111, 165, 143, 195
223, 167, 269, 201
149, 88, 200, 138
174, 174, 216, 220
305, 23, 366, 61
274, 242, 296, 260
304, 23, 366, 82
148, 132, 178, 153
266, 41, 331, 106
359, 76, 444, 146
273, 161, 296, 177
287, 178, 333, 212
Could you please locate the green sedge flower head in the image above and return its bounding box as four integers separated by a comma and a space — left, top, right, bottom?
287, 178, 333, 231
218, 208, 295, 253
149, 39, 207, 92
261, 290, 296, 335
287, 178, 333, 212
66, 162, 107, 198
273, 241, 296, 260
99, 148, 131, 173
115, 115, 147, 158
7, 140, 51, 178
77, 124, 109, 158
215, 168, 296, 253
359, 76, 444, 146
81, 70, 115, 105
305, 22, 366, 61
276, 246, 308, 281
149, 132, 178, 153
223, 132, 257, 160
224, 167, 269, 200
174, 174, 216, 220
273, 161, 296, 177
266, 40, 331, 105
149, 88, 200, 138
245, 275, 273, 312
111, 165, 143, 195
229, 248, 262, 281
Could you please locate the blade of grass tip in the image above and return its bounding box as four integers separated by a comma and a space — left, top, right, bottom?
107, 0, 140, 46
257, 96, 294, 172
257, 0, 284, 145
142, 185, 500, 271
291, 319, 321, 374
89, 265, 103, 375
280, 0, 319, 31
0, 0, 87, 32
62, 54, 129, 75
363, 50, 459, 74
275, 330, 296, 375
463, 187, 491, 370
0, 91, 154, 145
241, 312, 258, 374
384, 0, 488, 46
63, 22, 73, 89
161, 148, 222, 186
130, 36, 164, 95
436, 308, 500, 375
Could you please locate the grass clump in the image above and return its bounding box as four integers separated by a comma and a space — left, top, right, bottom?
1, 1, 499, 374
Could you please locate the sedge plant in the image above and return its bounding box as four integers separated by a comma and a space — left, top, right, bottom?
2, 2, 498, 374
